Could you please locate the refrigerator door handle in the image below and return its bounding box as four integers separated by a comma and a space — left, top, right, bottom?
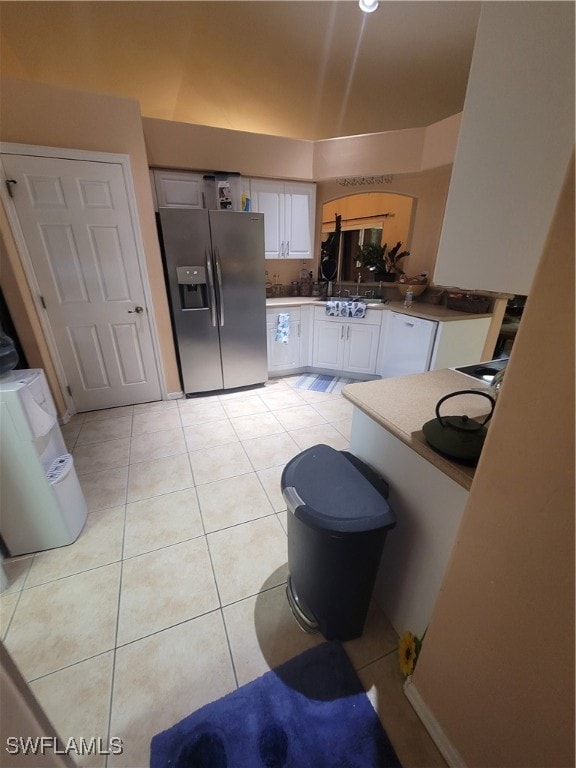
214, 248, 225, 327
205, 248, 217, 327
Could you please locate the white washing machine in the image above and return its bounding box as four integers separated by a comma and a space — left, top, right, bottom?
0, 369, 87, 556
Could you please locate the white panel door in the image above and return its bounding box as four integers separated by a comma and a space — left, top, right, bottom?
312, 320, 344, 370
250, 181, 284, 258
153, 169, 204, 208
1, 153, 161, 411
284, 183, 314, 259
344, 323, 380, 374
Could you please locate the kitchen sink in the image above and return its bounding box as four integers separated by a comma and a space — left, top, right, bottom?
453, 357, 509, 382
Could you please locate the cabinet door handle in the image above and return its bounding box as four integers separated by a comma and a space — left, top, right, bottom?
341, 325, 345, 339
298, 322, 301, 337
286, 240, 290, 257
347, 325, 350, 340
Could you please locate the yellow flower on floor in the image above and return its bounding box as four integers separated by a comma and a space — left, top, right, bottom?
398, 631, 419, 677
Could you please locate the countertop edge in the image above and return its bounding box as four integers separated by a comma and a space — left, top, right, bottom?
266, 297, 492, 322
342, 375, 482, 491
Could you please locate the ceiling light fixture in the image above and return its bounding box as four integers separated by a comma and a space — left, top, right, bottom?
359, 0, 379, 13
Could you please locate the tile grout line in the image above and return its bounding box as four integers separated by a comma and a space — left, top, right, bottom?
104, 411, 133, 768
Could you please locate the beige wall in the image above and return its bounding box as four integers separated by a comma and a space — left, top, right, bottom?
433, 3, 574, 296
144, 113, 460, 184
0, 77, 181, 403
313, 114, 461, 180
144, 117, 315, 181
410, 156, 575, 766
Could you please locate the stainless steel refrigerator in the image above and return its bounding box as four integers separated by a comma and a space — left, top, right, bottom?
158, 208, 268, 394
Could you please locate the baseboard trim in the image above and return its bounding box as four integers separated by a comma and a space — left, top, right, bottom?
403, 677, 467, 768
165, 391, 184, 400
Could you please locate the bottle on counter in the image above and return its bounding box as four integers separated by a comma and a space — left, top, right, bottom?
403, 288, 413, 309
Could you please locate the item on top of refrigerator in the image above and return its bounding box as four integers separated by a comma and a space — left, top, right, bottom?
217, 180, 232, 209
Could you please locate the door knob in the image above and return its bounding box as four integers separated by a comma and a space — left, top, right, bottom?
128, 306, 144, 314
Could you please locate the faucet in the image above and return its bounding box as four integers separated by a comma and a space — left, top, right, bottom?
356, 272, 362, 295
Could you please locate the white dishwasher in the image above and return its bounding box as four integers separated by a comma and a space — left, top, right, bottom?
380, 312, 438, 378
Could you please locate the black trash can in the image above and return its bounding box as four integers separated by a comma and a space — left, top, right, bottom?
281, 443, 396, 641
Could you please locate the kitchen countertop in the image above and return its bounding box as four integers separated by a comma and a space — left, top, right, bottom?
342, 369, 493, 490
265, 297, 493, 322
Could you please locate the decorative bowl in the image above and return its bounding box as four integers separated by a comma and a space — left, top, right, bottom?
396, 283, 427, 298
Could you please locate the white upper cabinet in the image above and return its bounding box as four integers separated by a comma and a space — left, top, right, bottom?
250, 179, 316, 259
152, 169, 205, 209
433, 3, 574, 295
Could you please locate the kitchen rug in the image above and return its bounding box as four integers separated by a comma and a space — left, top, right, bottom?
290, 373, 355, 393
150, 641, 402, 768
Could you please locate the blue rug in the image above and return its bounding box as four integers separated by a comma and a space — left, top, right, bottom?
290, 374, 355, 394
150, 641, 402, 768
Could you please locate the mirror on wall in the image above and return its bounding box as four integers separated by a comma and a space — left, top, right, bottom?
322, 192, 415, 282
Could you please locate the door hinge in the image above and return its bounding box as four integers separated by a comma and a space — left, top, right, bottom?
66, 385, 72, 397
40, 296, 47, 309
5, 179, 17, 198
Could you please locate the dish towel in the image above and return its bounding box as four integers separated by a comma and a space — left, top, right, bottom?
325, 301, 366, 318
275, 313, 290, 343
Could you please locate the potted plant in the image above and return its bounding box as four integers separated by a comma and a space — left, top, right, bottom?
356, 241, 409, 281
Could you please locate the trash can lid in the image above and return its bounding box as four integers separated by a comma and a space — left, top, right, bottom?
281, 444, 395, 533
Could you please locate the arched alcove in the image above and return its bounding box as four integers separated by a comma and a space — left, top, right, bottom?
321, 192, 415, 281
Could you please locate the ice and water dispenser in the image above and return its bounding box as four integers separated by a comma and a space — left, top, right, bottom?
177, 266, 209, 310
0, 368, 87, 557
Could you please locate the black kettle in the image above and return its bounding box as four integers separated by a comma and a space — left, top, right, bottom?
422, 390, 496, 464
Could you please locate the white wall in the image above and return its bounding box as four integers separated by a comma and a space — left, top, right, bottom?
433, 2, 574, 295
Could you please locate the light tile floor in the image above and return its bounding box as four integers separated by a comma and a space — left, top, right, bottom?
1, 376, 446, 768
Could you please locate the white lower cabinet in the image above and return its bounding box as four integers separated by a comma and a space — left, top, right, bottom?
343, 323, 380, 374
312, 309, 380, 375
312, 320, 344, 370
266, 309, 302, 373
268, 304, 493, 380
